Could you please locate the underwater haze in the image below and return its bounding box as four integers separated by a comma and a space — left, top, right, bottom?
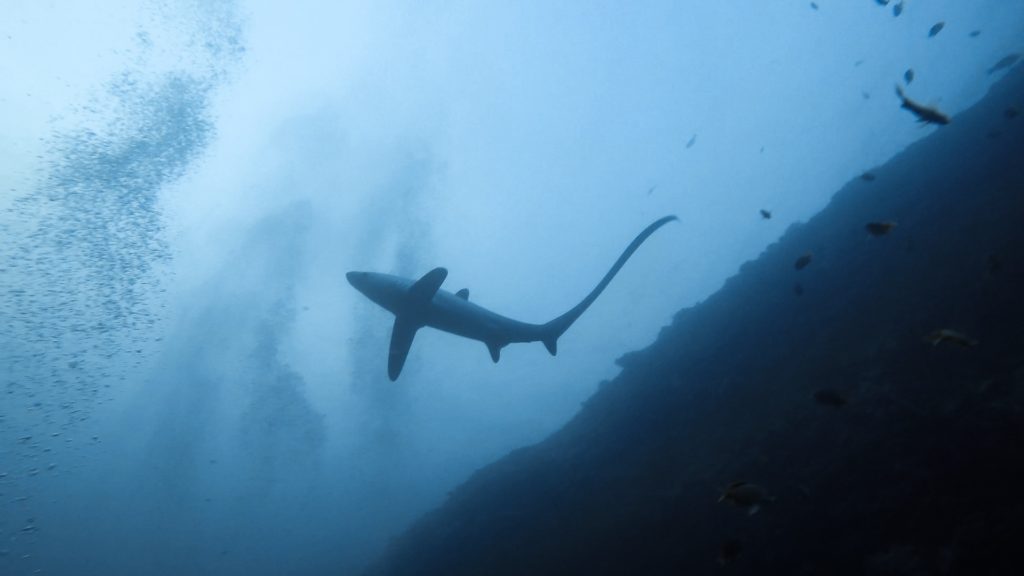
2, 1, 1023, 575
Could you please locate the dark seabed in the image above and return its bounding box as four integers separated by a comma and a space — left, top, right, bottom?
364, 66, 1024, 576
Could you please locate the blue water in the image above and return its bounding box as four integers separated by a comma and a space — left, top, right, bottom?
2, 2, 1022, 575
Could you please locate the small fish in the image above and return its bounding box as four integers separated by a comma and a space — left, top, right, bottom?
928, 22, 945, 38
760, 209, 772, 220
1005, 107, 1020, 119
686, 134, 697, 149
924, 329, 978, 348
895, 85, 951, 126
875, 0, 890, 5
794, 253, 813, 270
854, 59, 865, 67
862, 91, 871, 100
904, 68, 914, 84
893, 1, 904, 17
719, 538, 743, 565
793, 282, 804, 296
719, 482, 773, 515
810, 2, 818, 10
646, 185, 657, 196
987, 54, 1021, 75
813, 389, 848, 407
861, 172, 877, 182
865, 221, 897, 236
969, 30, 981, 38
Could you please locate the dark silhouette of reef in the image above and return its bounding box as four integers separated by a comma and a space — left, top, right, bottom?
364, 68, 1024, 576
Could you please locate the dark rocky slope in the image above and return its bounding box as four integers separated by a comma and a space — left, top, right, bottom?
365, 67, 1024, 575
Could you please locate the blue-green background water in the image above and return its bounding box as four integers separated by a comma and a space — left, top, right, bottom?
2, 2, 1023, 574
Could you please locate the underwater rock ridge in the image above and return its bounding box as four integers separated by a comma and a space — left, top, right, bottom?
362, 66, 1024, 576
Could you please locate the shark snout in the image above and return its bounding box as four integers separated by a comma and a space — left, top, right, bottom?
347, 271, 399, 312
347, 271, 382, 299
346, 271, 366, 291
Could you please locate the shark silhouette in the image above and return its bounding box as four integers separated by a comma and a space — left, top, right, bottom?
347, 215, 677, 380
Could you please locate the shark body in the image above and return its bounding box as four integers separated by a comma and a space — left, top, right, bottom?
347, 215, 677, 380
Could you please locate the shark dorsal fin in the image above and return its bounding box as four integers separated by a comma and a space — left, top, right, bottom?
388, 317, 419, 381
455, 288, 469, 300
410, 267, 447, 301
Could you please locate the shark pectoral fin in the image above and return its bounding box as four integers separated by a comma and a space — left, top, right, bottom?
486, 341, 502, 363
388, 318, 419, 381
410, 267, 448, 301
455, 288, 469, 300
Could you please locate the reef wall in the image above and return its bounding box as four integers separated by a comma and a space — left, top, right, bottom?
365, 66, 1024, 576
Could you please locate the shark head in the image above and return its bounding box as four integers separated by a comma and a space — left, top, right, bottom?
346, 271, 411, 315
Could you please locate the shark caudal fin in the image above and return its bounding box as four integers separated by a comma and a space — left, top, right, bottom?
539, 215, 677, 355
388, 267, 448, 380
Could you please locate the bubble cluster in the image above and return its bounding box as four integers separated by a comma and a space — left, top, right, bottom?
0, 3, 244, 572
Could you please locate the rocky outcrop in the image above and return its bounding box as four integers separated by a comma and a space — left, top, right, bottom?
365, 67, 1024, 576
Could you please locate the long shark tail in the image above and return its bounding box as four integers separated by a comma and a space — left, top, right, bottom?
539, 215, 678, 355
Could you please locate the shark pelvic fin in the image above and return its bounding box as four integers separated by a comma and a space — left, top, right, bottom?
486, 341, 502, 363
542, 337, 557, 356
455, 288, 469, 300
